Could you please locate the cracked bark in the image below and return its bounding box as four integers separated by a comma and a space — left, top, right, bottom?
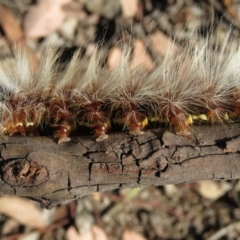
1, 124, 240, 209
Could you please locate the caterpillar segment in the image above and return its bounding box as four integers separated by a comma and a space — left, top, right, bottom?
77, 98, 111, 141
112, 102, 149, 136
192, 35, 237, 125
47, 49, 84, 143
148, 46, 200, 136
109, 46, 156, 135
49, 98, 76, 144
1, 89, 47, 137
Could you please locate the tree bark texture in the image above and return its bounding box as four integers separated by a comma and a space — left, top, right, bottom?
1, 124, 240, 209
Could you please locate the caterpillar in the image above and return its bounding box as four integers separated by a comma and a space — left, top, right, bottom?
1, 31, 240, 144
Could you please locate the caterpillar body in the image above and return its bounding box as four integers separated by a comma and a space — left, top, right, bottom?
1, 32, 240, 144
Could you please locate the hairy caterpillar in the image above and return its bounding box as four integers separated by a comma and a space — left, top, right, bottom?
1, 31, 240, 144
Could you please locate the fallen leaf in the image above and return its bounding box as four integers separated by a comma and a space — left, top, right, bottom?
120, 0, 139, 18
24, 0, 72, 38
52, 205, 68, 223
2, 218, 19, 236
0, 195, 47, 228
19, 231, 40, 240
59, 17, 78, 40
164, 184, 182, 198
0, 6, 23, 43
197, 181, 232, 201
107, 47, 122, 70
149, 30, 178, 56
66, 225, 108, 240
122, 229, 147, 240
0, 5, 40, 71
83, 0, 120, 19
222, 0, 238, 19
66, 226, 82, 240
130, 39, 154, 71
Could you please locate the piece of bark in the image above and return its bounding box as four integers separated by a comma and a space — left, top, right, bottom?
1, 124, 240, 209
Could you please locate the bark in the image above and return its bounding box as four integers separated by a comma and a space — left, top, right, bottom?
1, 124, 240, 209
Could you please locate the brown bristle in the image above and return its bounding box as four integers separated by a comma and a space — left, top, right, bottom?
49, 99, 73, 122
78, 100, 110, 140
5, 122, 26, 136
169, 112, 191, 136
204, 99, 230, 123
112, 100, 147, 135
94, 123, 109, 142
79, 101, 108, 125
49, 99, 76, 143
25, 123, 39, 136
51, 120, 76, 144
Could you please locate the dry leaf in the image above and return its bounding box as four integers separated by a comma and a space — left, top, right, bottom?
222, 0, 238, 19
91, 192, 104, 202
164, 184, 182, 198
66, 226, 82, 240
122, 229, 147, 240
130, 39, 154, 71
52, 205, 68, 223
107, 47, 122, 70
59, 17, 78, 40
66, 225, 108, 240
107, 41, 153, 71
120, 0, 139, 18
24, 0, 72, 38
2, 219, 19, 236
197, 181, 232, 201
0, 195, 47, 228
19, 231, 40, 240
0, 6, 39, 71
0, 6, 23, 43
150, 30, 177, 56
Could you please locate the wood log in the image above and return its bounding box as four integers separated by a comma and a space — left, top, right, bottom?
1, 124, 240, 209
